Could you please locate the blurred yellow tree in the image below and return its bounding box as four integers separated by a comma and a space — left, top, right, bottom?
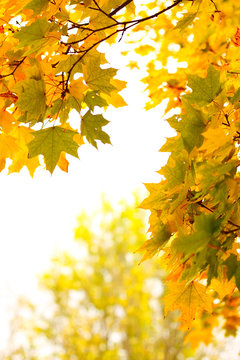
4, 198, 194, 360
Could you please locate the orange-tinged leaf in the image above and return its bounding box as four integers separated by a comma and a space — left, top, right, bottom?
0, 158, 6, 172
163, 281, 212, 330
101, 92, 127, 108
57, 152, 69, 173
210, 277, 236, 301
0, 111, 15, 133
232, 27, 240, 47
73, 133, 84, 145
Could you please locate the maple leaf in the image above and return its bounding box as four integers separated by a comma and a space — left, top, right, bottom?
69, 78, 88, 100
84, 91, 107, 111
163, 281, 212, 330
14, 18, 51, 54
83, 58, 117, 95
173, 214, 221, 258
210, 277, 236, 301
168, 100, 206, 153
16, 79, 46, 122
27, 127, 79, 173
81, 110, 111, 148
185, 65, 222, 106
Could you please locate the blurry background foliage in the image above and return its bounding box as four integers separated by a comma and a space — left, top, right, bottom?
3, 197, 229, 360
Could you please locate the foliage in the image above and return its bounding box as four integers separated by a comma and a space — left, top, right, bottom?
4, 199, 194, 360
130, 0, 240, 343
2, 0, 240, 345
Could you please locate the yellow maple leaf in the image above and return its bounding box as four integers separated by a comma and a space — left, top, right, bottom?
0, 111, 15, 133
163, 281, 212, 330
200, 127, 232, 155
73, 133, 84, 145
8, 126, 40, 176
0, 134, 20, 158
8, 149, 40, 177
69, 78, 88, 101
101, 92, 127, 108
210, 277, 236, 301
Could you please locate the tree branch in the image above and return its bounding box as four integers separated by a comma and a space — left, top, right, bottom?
110, 0, 133, 16
62, 0, 183, 94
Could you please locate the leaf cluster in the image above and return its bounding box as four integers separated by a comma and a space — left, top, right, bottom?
133, 0, 240, 340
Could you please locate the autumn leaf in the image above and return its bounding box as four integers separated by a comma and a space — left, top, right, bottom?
163, 281, 212, 330
84, 91, 107, 111
83, 58, 117, 95
27, 127, 79, 173
81, 110, 111, 148
14, 18, 51, 54
185, 65, 222, 106
69, 78, 88, 100
210, 277, 236, 301
16, 79, 46, 122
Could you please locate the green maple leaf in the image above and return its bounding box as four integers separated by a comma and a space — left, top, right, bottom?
84, 91, 107, 111
83, 58, 117, 94
137, 222, 171, 262
174, 214, 221, 257
50, 97, 80, 124
224, 254, 238, 280
28, 127, 79, 173
168, 100, 206, 153
185, 65, 222, 106
16, 79, 46, 121
54, 55, 82, 76
14, 18, 51, 54
81, 111, 111, 148
160, 154, 187, 188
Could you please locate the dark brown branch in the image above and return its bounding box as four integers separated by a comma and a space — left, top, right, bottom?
64, 0, 183, 47
110, 0, 133, 16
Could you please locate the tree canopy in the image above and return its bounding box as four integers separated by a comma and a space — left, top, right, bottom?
2, 0, 240, 344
